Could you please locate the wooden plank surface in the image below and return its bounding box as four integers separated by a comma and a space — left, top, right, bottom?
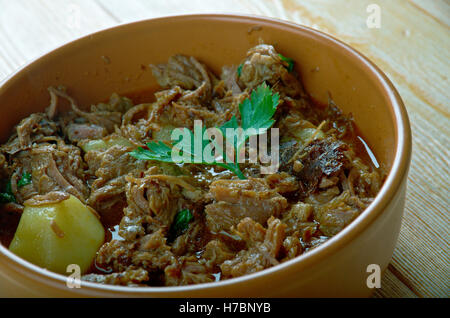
0, 0, 448, 298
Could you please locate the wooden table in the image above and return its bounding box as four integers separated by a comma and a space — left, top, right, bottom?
0, 0, 448, 298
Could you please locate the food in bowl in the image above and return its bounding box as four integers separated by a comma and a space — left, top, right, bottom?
0, 44, 384, 287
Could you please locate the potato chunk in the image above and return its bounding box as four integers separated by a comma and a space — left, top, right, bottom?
9, 195, 105, 275
80, 135, 133, 152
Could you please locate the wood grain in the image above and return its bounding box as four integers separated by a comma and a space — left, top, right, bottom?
0, 0, 448, 298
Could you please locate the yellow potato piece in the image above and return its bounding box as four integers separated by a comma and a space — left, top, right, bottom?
153, 124, 176, 142
81, 135, 133, 152
9, 195, 105, 275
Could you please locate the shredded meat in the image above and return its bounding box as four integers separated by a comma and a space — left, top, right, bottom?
0, 44, 384, 287
24, 191, 70, 207
220, 217, 286, 278
294, 137, 350, 194
82, 267, 149, 286
86, 144, 146, 221
312, 191, 362, 236
205, 178, 288, 232
238, 44, 305, 98
66, 123, 107, 142
8, 141, 88, 204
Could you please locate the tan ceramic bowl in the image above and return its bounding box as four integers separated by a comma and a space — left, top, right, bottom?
0, 14, 411, 297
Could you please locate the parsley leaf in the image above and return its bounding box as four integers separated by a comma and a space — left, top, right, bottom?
240, 83, 279, 132
220, 83, 279, 155
237, 64, 243, 77
130, 141, 174, 163
17, 172, 32, 188
0, 180, 16, 204
0, 193, 15, 204
129, 83, 279, 179
169, 209, 193, 240
278, 53, 295, 72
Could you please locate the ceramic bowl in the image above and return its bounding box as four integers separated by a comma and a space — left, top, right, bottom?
0, 14, 411, 297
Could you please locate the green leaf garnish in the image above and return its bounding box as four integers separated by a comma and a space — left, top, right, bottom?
239, 83, 279, 132
237, 64, 243, 77
129, 141, 174, 163
129, 83, 279, 179
169, 209, 193, 240
17, 172, 32, 188
278, 53, 295, 72
219, 83, 279, 165
0, 193, 15, 204
0, 180, 16, 204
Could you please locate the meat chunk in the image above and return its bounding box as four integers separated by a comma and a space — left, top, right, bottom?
221, 65, 242, 95
66, 123, 107, 142
10, 141, 88, 204
118, 173, 187, 241
281, 234, 303, 261
131, 230, 176, 272
48, 86, 122, 133
165, 256, 215, 286
202, 240, 235, 269
151, 55, 214, 105
313, 191, 361, 236
1, 113, 58, 155
280, 202, 319, 242
171, 216, 210, 256
205, 178, 288, 232
86, 144, 146, 220
296, 137, 350, 193
82, 267, 149, 286
238, 44, 304, 98
95, 239, 135, 272
90, 93, 134, 114
94, 229, 177, 281
220, 217, 286, 278
264, 172, 300, 194
281, 202, 313, 234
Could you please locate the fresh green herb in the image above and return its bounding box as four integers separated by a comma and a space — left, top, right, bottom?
278, 53, 295, 72
130, 141, 174, 163
219, 83, 279, 162
0, 192, 15, 204
0, 180, 16, 204
130, 127, 245, 179
169, 209, 193, 240
17, 172, 32, 188
129, 83, 280, 179
237, 64, 243, 77
227, 83, 279, 138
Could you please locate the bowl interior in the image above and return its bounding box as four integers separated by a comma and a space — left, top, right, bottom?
0, 15, 401, 293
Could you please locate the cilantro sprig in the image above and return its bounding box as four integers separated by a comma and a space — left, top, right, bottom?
129, 83, 280, 179
278, 53, 295, 72
237, 64, 243, 77
220, 84, 279, 158
130, 126, 245, 179
237, 52, 295, 76
17, 172, 32, 188
0, 172, 32, 204
0, 180, 15, 204
168, 209, 193, 241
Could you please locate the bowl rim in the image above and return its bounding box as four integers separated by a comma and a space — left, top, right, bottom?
0, 13, 412, 295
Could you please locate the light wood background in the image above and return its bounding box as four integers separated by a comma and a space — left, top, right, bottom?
0, 0, 448, 298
